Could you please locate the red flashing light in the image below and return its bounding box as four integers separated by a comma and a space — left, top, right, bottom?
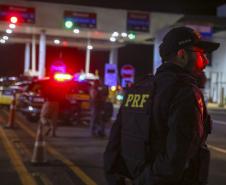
10, 16, 18, 24
54, 73, 73, 82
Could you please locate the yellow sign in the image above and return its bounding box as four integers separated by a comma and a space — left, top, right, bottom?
124, 94, 150, 108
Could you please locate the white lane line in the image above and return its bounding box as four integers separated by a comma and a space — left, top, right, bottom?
213, 120, 226, 126
209, 110, 226, 115
208, 144, 226, 154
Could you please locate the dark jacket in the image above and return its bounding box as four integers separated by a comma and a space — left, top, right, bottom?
104, 63, 209, 185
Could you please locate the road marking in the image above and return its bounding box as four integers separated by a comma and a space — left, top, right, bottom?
15, 113, 98, 185
213, 120, 226, 126
0, 126, 38, 185
209, 110, 226, 115
208, 144, 226, 154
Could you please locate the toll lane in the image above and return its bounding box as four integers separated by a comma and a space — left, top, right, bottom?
208, 111, 226, 185
0, 108, 226, 185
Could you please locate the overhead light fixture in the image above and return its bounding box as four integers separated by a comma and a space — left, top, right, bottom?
121, 32, 128, 37
87, 45, 93, 50
6, 29, 13, 34
112, 32, 119, 37
110, 37, 116, 42
73, 28, 80, 34
9, 24, 16, 29
0, 39, 6, 44
54, 39, 60, 44
3, 36, 9, 40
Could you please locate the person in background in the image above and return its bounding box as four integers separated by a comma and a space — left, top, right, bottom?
89, 80, 108, 137
40, 79, 67, 137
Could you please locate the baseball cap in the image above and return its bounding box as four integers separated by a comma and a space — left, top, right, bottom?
159, 26, 220, 60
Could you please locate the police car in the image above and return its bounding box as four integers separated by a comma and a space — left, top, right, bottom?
17, 73, 93, 124
0, 77, 22, 107
17, 79, 46, 122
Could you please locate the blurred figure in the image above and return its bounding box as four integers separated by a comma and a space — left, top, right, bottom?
40, 100, 59, 137
40, 80, 67, 137
89, 80, 108, 137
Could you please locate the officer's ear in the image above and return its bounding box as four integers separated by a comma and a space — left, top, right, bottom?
177, 49, 185, 59
176, 49, 188, 67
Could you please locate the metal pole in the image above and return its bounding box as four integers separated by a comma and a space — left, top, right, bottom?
38, 30, 46, 78
219, 87, 224, 107
24, 43, 30, 75
32, 35, 36, 74
216, 72, 219, 103
85, 40, 91, 74
109, 48, 118, 64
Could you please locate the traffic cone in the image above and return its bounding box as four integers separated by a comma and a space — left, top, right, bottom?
6, 93, 16, 128
31, 123, 47, 164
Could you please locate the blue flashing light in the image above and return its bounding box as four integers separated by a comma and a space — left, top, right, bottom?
78, 74, 86, 81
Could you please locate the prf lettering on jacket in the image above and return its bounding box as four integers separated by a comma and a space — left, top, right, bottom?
124, 94, 150, 108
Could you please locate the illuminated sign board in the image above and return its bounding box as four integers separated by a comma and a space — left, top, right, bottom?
64, 11, 97, 29
127, 12, 150, 32
104, 64, 117, 87
121, 64, 135, 87
0, 5, 35, 24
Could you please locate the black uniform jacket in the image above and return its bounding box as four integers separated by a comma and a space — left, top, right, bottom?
104, 63, 207, 185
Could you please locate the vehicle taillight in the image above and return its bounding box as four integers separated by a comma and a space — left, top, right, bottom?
54, 73, 73, 82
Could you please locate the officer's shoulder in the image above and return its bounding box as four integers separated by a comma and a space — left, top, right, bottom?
174, 85, 198, 104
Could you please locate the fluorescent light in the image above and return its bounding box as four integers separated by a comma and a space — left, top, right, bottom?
73, 28, 80, 34
6, 29, 13, 34
3, 36, 9, 40
0, 39, 6, 44
54, 39, 60, 44
9, 24, 16, 29
87, 45, 93, 50
110, 37, 116, 42
121, 32, 127, 37
112, 32, 119, 37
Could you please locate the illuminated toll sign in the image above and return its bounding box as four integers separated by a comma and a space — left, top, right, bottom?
64, 11, 96, 29
127, 12, 150, 32
0, 5, 35, 24
104, 64, 118, 87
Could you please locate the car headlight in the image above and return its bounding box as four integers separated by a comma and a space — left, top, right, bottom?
28, 106, 34, 111
116, 94, 123, 101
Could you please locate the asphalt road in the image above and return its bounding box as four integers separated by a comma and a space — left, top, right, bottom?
0, 108, 225, 185
208, 110, 226, 185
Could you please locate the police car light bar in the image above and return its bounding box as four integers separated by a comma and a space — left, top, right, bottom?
54, 73, 73, 82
